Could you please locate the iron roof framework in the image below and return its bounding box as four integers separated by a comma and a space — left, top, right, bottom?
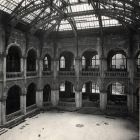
0, 0, 140, 34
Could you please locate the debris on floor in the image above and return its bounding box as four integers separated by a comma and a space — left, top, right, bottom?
76, 124, 84, 128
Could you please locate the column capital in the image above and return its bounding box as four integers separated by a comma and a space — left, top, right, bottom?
22, 56, 27, 59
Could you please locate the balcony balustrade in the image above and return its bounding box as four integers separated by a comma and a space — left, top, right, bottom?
26, 71, 37, 77
26, 104, 37, 112
59, 71, 75, 76
81, 70, 100, 77
6, 110, 22, 121
42, 71, 52, 76
6, 72, 23, 78
105, 71, 129, 78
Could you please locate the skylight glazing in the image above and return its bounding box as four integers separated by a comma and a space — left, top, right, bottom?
0, 0, 139, 32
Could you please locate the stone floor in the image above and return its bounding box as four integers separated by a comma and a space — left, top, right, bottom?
0, 111, 139, 140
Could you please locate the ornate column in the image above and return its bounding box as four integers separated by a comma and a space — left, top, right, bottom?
52, 58, 59, 79
36, 88, 43, 108
99, 87, 107, 111
0, 96, 6, 125
0, 53, 6, 82
75, 57, 81, 78
22, 56, 27, 79
99, 47, 107, 111
38, 57, 43, 77
75, 86, 82, 108
51, 83, 59, 106
74, 56, 82, 108
20, 88, 26, 115
127, 56, 135, 113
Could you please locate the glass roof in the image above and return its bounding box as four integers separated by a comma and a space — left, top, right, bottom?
0, 0, 139, 32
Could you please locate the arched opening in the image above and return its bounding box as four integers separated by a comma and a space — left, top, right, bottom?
107, 50, 127, 71
26, 83, 36, 107
43, 54, 51, 71
107, 82, 127, 106
82, 81, 100, 107
59, 81, 75, 102
43, 84, 51, 102
59, 51, 74, 71
6, 85, 21, 115
82, 51, 99, 71
6, 46, 21, 72
27, 49, 37, 71
136, 52, 140, 72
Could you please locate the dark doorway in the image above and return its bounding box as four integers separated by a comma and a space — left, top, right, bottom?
6, 85, 21, 115
26, 83, 36, 107
43, 85, 51, 102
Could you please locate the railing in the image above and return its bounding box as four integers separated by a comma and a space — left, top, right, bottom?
26, 104, 37, 112
42, 71, 52, 76
6, 110, 22, 121
106, 105, 128, 112
6, 72, 23, 78
59, 71, 75, 76
43, 101, 52, 107
81, 71, 100, 77
26, 71, 37, 77
105, 71, 129, 78
135, 72, 140, 78
58, 101, 76, 107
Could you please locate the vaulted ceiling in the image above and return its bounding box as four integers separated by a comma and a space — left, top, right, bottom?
0, 0, 140, 34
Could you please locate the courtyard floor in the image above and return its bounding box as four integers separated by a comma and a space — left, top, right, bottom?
0, 111, 139, 140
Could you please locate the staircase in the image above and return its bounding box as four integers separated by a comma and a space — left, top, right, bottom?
0, 128, 8, 135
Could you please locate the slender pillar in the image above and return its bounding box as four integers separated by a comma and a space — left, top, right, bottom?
20, 94, 26, 115
127, 57, 135, 113
36, 89, 43, 108
100, 92, 107, 111
38, 58, 43, 77
0, 97, 6, 125
51, 84, 59, 106
75, 57, 81, 78
23, 56, 27, 79
20, 57, 24, 73
75, 90, 82, 108
0, 53, 6, 82
20, 87, 26, 115
52, 58, 59, 79
127, 93, 134, 113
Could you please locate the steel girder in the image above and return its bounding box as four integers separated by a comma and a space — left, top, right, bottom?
7, 0, 140, 33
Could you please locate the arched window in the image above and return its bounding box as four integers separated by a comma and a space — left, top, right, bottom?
60, 83, 65, 91
82, 84, 86, 93
92, 83, 100, 93
111, 54, 126, 70
27, 49, 37, 71
6, 46, 21, 72
60, 56, 65, 68
112, 82, 124, 95
137, 53, 140, 71
44, 56, 48, 70
82, 56, 86, 69
92, 55, 99, 69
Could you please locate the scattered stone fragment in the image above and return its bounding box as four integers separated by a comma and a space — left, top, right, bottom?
104, 122, 109, 125
96, 123, 100, 126
76, 124, 84, 128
